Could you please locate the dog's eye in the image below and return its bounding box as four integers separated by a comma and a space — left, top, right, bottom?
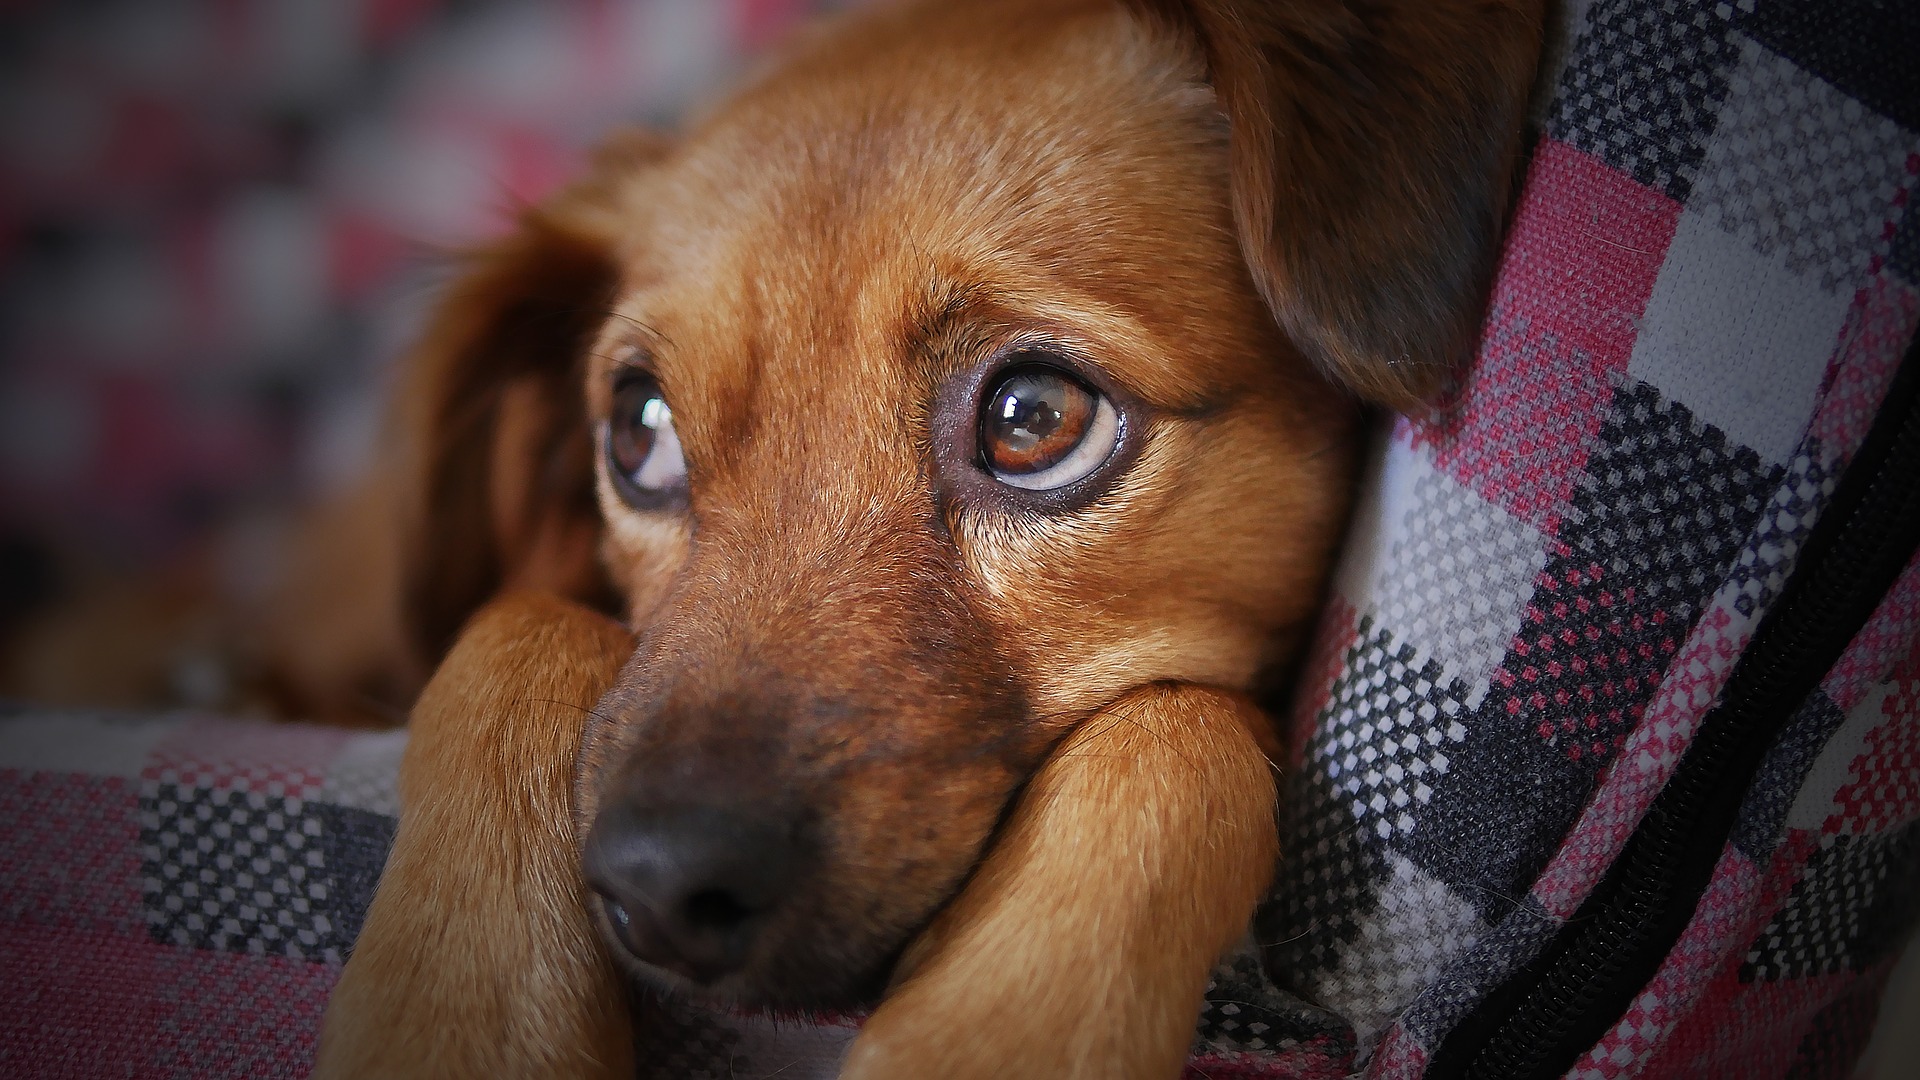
980, 364, 1118, 491
606, 373, 687, 507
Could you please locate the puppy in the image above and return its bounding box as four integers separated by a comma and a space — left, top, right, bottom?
317, 0, 1543, 1076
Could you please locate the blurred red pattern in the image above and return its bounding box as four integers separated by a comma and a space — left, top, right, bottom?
0, 0, 837, 569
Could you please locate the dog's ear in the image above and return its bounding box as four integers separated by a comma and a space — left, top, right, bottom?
394, 131, 664, 664
1138, 0, 1544, 411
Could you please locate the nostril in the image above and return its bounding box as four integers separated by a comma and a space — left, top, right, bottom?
596, 891, 660, 961
604, 895, 630, 930
601, 893, 635, 940
683, 887, 756, 931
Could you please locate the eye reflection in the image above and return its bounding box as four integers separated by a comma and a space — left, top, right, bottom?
979, 363, 1118, 491
606, 373, 688, 508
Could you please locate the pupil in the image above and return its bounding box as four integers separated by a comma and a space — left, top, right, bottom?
610, 379, 661, 476
978, 361, 1098, 481
998, 378, 1064, 449
1015, 396, 1061, 439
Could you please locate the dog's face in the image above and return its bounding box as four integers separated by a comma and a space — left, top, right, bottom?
393, 0, 1541, 1011
576, 0, 1354, 1006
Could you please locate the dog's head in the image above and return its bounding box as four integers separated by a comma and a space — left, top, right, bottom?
395, 0, 1540, 1009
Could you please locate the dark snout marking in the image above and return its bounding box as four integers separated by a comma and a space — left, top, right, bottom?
583, 801, 806, 984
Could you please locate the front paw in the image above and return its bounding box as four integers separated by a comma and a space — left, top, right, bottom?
841, 684, 1279, 1080
312, 593, 636, 1079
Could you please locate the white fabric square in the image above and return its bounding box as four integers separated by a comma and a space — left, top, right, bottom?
1332, 423, 1426, 612
1785, 680, 1889, 834
1689, 35, 1919, 295
318, 728, 407, 817
1315, 851, 1487, 1052
1374, 464, 1552, 694
1627, 209, 1852, 466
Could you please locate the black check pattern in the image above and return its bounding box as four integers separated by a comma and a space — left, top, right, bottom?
636, 998, 750, 1080
1383, 381, 1785, 921
140, 782, 393, 964
1263, 747, 1386, 980
1194, 948, 1352, 1058
1732, 691, 1849, 863
1547, 0, 1739, 201
1742, 823, 1920, 982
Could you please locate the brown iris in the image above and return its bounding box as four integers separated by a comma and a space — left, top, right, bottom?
605, 371, 688, 509
981, 366, 1096, 476
609, 375, 661, 478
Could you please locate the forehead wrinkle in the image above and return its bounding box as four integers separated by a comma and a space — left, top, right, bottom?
888, 255, 1232, 416
673, 6, 1222, 268
876, 267, 984, 389
635, 21, 1245, 412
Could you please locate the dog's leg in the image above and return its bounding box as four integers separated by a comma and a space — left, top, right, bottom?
842, 683, 1279, 1080
313, 591, 634, 1079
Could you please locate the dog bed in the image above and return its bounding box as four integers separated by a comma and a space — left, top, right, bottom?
4, 0, 1919, 1077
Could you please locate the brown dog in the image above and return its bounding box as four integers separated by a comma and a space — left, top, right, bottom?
316, 0, 1543, 1075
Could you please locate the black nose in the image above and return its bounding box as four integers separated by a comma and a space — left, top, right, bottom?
582, 802, 800, 984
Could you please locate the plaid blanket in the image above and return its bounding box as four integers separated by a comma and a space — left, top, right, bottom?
4, 0, 1919, 1078
0, 711, 399, 1078
1236, 0, 1920, 1077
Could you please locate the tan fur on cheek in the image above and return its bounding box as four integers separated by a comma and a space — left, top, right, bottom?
594, 469, 690, 626
313, 593, 635, 1080
958, 398, 1355, 721
842, 683, 1278, 1080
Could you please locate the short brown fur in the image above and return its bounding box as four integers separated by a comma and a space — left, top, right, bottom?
315, 593, 634, 1077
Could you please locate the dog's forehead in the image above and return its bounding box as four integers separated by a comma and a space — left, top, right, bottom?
599, 0, 1248, 425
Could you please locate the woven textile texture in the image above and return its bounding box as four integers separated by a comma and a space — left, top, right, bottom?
1253, 1, 1920, 1077
0, 712, 391, 1079
3, 1, 1919, 1078
0, 709, 879, 1080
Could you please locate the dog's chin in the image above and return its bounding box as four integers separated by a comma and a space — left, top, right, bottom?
593, 909, 904, 1013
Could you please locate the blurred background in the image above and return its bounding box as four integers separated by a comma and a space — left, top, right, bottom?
0, 0, 843, 688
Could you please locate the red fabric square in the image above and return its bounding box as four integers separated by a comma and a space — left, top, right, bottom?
0, 771, 142, 935
144, 717, 350, 798
147, 947, 336, 1080
0, 925, 166, 1080
1637, 967, 1887, 1080
1825, 645, 1920, 836
1415, 140, 1681, 532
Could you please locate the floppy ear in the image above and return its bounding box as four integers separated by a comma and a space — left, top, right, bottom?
1139, 0, 1544, 411
394, 132, 665, 663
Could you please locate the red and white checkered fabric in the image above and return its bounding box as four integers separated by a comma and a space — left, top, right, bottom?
0, 712, 395, 1079
0, 706, 871, 1079
1240, 2, 1920, 1077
